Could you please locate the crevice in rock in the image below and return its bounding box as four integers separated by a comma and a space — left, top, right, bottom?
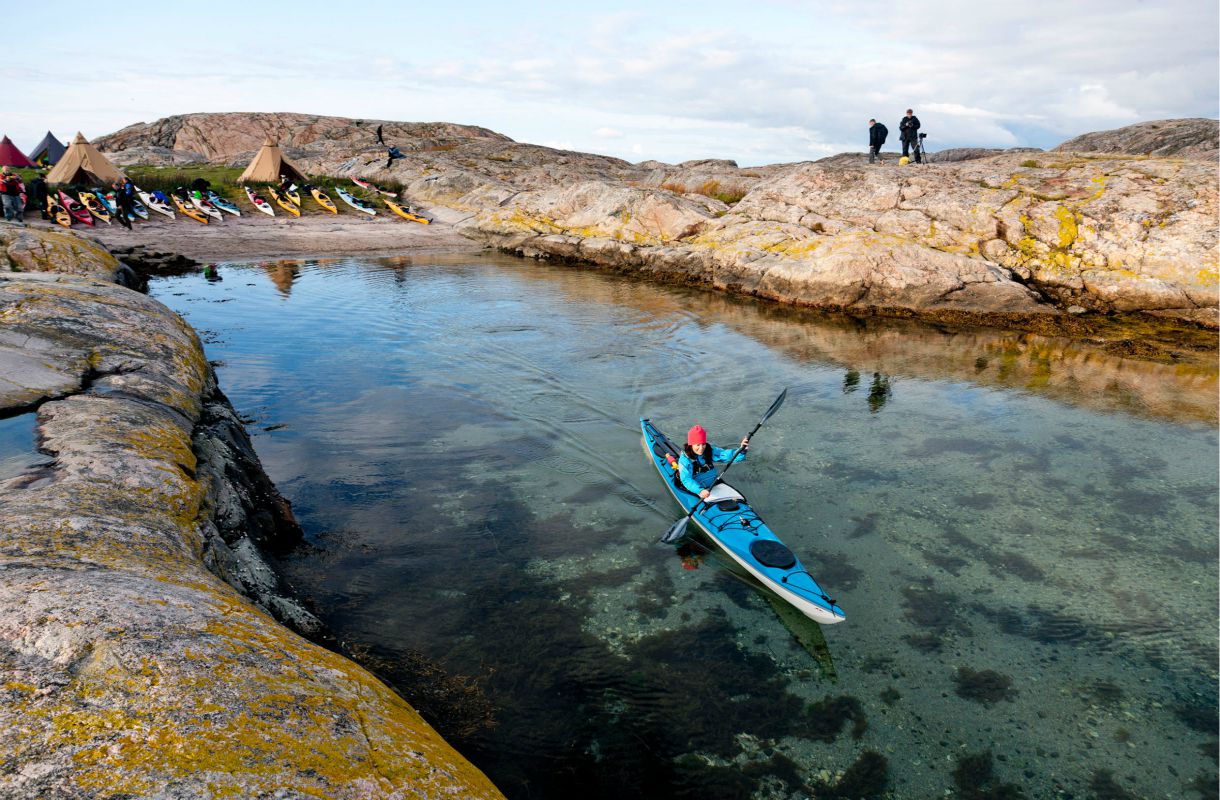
190, 378, 332, 647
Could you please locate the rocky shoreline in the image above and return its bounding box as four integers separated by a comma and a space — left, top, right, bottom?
93, 113, 1218, 331
0, 245, 503, 798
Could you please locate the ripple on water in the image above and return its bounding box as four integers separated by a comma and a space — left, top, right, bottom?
146, 257, 1219, 800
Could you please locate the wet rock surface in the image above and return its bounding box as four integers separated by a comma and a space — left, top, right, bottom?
0, 271, 503, 798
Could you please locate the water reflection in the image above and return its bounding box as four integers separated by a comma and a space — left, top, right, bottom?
866, 373, 892, 413
480, 255, 1217, 426
144, 256, 1217, 800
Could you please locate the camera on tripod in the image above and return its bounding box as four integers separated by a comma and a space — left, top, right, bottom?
916, 132, 928, 162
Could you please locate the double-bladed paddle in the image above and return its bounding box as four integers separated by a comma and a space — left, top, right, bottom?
660, 388, 788, 544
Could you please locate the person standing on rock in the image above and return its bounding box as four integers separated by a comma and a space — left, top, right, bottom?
1, 168, 24, 225
29, 172, 49, 221
868, 119, 888, 163
112, 180, 133, 230
899, 109, 921, 163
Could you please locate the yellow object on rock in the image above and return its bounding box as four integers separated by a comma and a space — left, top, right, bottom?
899, 156, 910, 166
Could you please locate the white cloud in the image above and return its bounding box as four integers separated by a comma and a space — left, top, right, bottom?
6, 1, 1216, 166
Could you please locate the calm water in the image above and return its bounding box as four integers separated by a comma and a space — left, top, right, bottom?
145, 255, 1215, 799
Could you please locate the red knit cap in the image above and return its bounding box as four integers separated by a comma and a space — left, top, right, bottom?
687, 425, 707, 445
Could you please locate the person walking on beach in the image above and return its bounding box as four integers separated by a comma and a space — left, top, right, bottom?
1, 168, 24, 224
899, 109, 921, 163
868, 119, 888, 163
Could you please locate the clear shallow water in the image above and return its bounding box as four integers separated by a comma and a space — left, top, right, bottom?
145, 256, 1216, 799
0, 412, 48, 482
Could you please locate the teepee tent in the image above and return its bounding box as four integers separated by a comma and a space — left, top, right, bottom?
0, 136, 35, 168
238, 138, 305, 183
28, 131, 66, 166
46, 132, 125, 185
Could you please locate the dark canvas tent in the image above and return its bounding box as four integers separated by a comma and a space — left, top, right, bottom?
238, 138, 305, 183
28, 131, 65, 166
46, 132, 125, 185
0, 136, 35, 168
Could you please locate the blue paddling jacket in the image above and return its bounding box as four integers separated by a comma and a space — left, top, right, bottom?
677, 445, 746, 496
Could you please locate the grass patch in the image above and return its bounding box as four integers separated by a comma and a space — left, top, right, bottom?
660, 179, 746, 205
1019, 159, 1041, 169
121, 165, 247, 200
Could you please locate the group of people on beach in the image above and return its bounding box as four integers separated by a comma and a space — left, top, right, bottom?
1, 167, 139, 228
867, 109, 923, 164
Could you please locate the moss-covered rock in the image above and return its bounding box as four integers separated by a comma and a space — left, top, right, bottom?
0, 272, 503, 799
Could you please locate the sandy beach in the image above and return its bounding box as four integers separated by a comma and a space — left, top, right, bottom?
31, 204, 481, 262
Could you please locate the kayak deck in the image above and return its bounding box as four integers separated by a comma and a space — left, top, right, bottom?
641, 418, 845, 625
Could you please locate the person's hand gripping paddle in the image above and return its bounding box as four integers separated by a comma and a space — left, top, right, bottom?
660, 389, 787, 544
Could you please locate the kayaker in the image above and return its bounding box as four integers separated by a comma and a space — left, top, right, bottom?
677, 425, 748, 500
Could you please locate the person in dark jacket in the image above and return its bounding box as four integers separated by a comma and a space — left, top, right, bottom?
29, 173, 49, 220
868, 119, 888, 163
112, 179, 135, 229
899, 109, 921, 162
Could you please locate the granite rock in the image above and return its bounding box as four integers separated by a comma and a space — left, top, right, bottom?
0, 271, 503, 799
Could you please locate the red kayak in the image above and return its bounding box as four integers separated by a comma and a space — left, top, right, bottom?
351, 177, 397, 198
58, 190, 93, 225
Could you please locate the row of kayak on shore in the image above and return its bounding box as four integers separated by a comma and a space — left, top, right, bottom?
44, 178, 432, 228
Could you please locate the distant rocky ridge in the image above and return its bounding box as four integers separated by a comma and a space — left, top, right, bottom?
98, 111, 510, 166
1054, 118, 1218, 161
97, 114, 1220, 328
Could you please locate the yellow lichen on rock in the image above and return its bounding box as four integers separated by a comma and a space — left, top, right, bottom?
0, 272, 505, 799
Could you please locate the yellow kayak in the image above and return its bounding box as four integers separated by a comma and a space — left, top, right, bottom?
309, 186, 338, 214
385, 199, 430, 224
171, 193, 209, 224
78, 191, 112, 224
268, 186, 300, 217
47, 198, 72, 228
285, 185, 301, 206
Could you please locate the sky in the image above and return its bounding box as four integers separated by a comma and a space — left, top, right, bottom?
8, 0, 1218, 166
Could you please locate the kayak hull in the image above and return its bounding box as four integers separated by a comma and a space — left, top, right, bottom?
207, 191, 242, 216
268, 187, 300, 217
386, 199, 429, 224
352, 177, 397, 197
336, 186, 376, 216
171, 195, 209, 224
309, 187, 338, 214
243, 186, 275, 217
137, 188, 175, 218
641, 418, 845, 625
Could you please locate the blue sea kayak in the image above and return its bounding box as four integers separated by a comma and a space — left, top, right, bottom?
641, 418, 845, 625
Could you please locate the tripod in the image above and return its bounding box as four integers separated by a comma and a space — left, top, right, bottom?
914, 132, 927, 164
